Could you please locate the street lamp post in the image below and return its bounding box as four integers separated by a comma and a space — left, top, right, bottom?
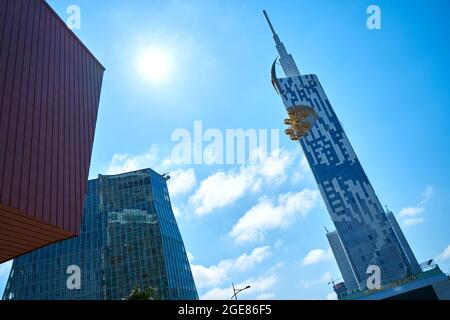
231, 283, 251, 300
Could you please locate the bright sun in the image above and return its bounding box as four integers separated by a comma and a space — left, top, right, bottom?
137, 47, 172, 83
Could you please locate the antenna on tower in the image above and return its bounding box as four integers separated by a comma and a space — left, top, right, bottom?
263, 10, 277, 37
328, 277, 342, 288
262, 10, 301, 77
328, 278, 336, 287
162, 172, 171, 181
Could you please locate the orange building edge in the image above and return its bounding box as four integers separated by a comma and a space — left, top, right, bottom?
0, 204, 75, 263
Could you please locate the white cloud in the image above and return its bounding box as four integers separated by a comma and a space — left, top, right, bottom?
200, 265, 280, 300
256, 292, 275, 300
249, 273, 278, 292
233, 246, 272, 271
229, 189, 320, 244
320, 271, 333, 282
189, 148, 301, 216
301, 248, 333, 266
298, 272, 332, 288
190, 246, 271, 289
255, 148, 296, 182
0, 260, 12, 277
438, 244, 450, 261
172, 205, 181, 217
104, 144, 159, 175
300, 155, 310, 171
103, 144, 175, 175
190, 263, 230, 289
187, 252, 195, 263
274, 239, 283, 249
420, 186, 434, 204
189, 169, 254, 216
327, 291, 338, 300
402, 217, 424, 227
298, 280, 313, 289
291, 156, 311, 183
200, 286, 233, 300
399, 186, 433, 227
167, 168, 196, 197
399, 207, 423, 218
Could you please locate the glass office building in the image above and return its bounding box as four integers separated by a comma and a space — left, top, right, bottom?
2, 169, 198, 300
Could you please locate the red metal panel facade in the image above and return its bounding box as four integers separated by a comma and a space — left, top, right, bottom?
0, 0, 105, 263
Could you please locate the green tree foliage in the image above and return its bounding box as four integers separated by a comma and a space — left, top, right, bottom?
123, 285, 160, 300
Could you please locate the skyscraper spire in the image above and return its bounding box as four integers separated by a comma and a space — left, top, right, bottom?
263, 10, 301, 77
263, 9, 277, 37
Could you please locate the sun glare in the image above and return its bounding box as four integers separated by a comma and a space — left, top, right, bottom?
137, 47, 172, 83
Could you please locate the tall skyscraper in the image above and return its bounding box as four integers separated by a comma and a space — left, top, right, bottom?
263, 11, 422, 292
0, 0, 104, 263
2, 169, 198, 300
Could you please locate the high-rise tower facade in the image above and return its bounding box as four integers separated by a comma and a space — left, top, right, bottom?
264, 11, 421, 291
2, 169, 198, 300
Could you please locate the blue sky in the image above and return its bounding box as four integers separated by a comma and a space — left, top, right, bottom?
1, 0, 450, 299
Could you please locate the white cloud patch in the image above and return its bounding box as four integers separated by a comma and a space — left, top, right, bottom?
189, 169, 253, 216
301, 248, 333, 266
399, 207, 424, 219
167, 168, 196, 197
189, 148, 302, 216
298, 272, 333, 288
327, 291, 338, 300
256, 292, 275, 300
187, 252, 195, 263
320, 271, 333, 282
200, 264, 280, 300
104, 144, 159, 175
399, 186, 433, 227
0, 260, 12, 277
402, 217, 424, 227
199, 286, 234, 300
172, 205, 181, 218
190, 246, 272, 289
291, 155, 311, 183
190, 264, 229, 290
438, 244, 450, 261
229, 189, 320, 244
103, 144, 177, 177
274, 239, 283, 249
